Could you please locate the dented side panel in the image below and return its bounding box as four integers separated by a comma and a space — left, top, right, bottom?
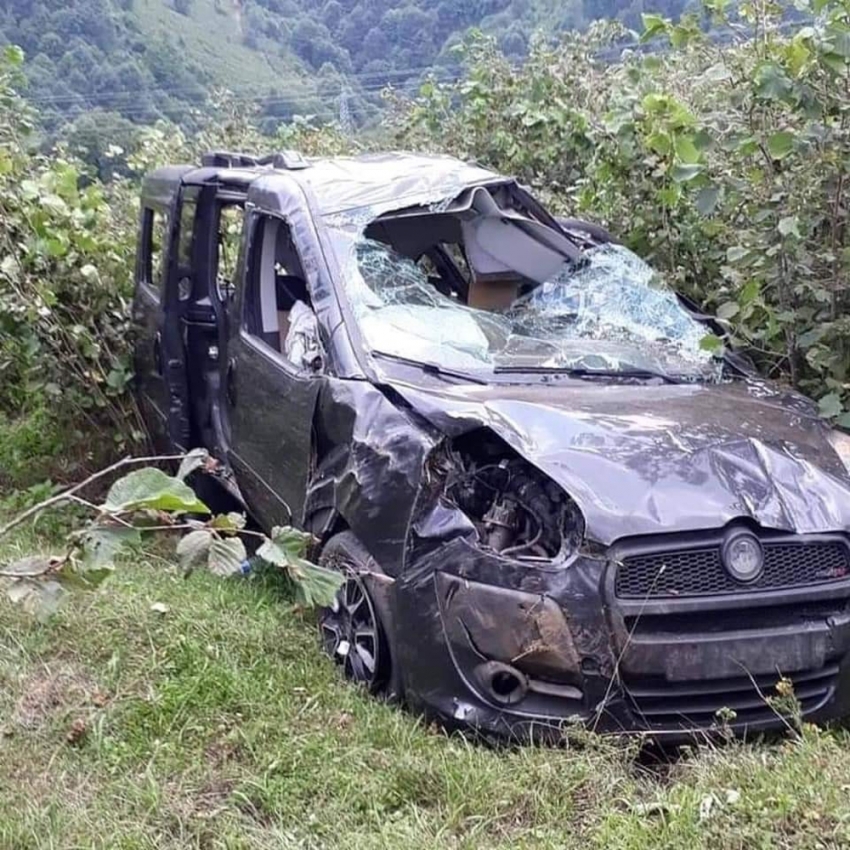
305, 378, 438, 573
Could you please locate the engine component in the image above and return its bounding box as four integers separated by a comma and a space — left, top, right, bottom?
444, 430, 584, 561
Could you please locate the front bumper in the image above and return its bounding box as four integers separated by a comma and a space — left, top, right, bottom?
393, 536, 850, 740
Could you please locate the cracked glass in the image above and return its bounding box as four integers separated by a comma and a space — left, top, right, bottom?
327, 193, 721, 382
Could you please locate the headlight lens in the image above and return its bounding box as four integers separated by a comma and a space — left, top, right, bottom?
829, 430, 850, 475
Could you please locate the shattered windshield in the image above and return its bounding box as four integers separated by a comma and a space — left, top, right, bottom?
327, 189, 721, 382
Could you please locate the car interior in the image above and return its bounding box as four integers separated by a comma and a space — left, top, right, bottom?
248, 216, 313, 354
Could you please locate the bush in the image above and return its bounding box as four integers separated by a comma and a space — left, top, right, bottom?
0, 47, 354, 473
391, 2, 850, 424
0, 46, 139, 443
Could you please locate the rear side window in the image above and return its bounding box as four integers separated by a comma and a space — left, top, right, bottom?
140, 206, 168, 293
176, 198, 197, 268
216, 204, 244, 303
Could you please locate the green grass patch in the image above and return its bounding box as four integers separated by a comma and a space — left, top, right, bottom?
1, 523, 850, 848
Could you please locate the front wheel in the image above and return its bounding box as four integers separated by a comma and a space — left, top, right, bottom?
318, 532, 391, 694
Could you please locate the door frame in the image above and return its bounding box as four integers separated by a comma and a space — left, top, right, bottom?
222, 200, 326, 527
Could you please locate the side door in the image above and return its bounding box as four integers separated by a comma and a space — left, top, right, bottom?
132, 202, 172, 448
157, 182, 210, 452
224, 210, 324, 529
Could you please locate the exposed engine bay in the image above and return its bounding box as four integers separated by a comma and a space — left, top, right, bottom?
443, 430, 585, 561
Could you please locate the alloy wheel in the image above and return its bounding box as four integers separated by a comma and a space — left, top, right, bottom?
319, 573, 382, 689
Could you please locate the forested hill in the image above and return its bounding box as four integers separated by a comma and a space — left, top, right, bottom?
0, 0, 694, 134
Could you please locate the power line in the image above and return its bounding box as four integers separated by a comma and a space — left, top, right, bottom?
44, 84, 415, 124
23, 64, 462, 108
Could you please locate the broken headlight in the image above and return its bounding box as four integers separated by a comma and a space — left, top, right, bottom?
829, 430, 850, 476
444, 430, 585, 563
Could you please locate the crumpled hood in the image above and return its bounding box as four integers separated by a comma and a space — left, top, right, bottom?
392, 378, 850, 546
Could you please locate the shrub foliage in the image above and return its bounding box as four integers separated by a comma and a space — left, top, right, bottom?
0, 45, 138, 441
394, 1, 850, 423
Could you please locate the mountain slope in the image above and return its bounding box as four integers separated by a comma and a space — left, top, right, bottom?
0, 0, 693, 130
0, 0, 321, 129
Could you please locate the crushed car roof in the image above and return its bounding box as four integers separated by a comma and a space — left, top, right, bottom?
290, 152, 502, 216
144, 152, 504, 217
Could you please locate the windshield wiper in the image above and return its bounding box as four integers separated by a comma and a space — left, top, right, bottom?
493, 365, 683, 384
372, 350, 489, 385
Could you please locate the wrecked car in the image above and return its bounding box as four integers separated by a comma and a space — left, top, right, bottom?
133, 150, 850, 739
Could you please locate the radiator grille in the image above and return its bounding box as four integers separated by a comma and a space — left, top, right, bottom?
616, 540, 850, 599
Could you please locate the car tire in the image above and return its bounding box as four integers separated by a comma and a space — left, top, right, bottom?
318, 531, 393, 696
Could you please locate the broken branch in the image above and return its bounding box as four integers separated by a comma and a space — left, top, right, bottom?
0, 454, 187, 539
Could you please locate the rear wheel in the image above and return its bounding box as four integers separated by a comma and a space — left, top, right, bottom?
318, 532, 391, 694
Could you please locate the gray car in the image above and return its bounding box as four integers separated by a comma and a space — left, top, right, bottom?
133, 150, 850, 740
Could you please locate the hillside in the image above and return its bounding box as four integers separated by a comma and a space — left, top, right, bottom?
0, 0, 694, 132
0, 0, 320, 131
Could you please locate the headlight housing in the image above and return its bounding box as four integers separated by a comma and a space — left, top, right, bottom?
829, 430, 850, 476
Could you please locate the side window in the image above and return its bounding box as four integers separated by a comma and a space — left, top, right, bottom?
216, 204, 244, 303
177, 197, 197, 268
140, 206, 168, 295
244, 214, 321, 371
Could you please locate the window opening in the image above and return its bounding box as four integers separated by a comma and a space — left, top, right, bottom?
245, 214, 321, 371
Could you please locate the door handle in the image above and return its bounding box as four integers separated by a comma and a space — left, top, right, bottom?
226, 358, 237, 407
153, 332, 163, 375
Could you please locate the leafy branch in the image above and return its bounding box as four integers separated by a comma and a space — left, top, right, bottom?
0, 450, 343, 619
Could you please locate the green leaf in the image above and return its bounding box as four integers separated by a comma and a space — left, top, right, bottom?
208, 537, 247, 577
106, 369, 128, 391
3, 45, 24, 66
646, 132, 672, 156
671, 163, 704, 183
819, 393, 844, 419
785, 39, 811, 76
640, 13, 669, 42
694, 186, 720, 216
767, 131, 795, 160
739, 280, 761, 305
674, 134, 701, 165
778, 216, 801, 238
209, 512, 247, 533
291, 562, 345, 608
256, 527, 338, 608
755, 63, 793, 101
822, 52, 848, 74
830, 29, 850, 59
838, 412, 850, 429
177, 448, 210, 481
727, 246, 750, 262
716, 302, 740, 321
257, 526, 312, 568
104, 468, 209, 515
78, 526, 140, 570
700, 334, 724, 353
176, 530, 213, 573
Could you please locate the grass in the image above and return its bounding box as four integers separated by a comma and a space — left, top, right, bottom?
2, 517, 850, 849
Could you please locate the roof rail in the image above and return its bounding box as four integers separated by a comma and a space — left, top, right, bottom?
201, 150, 310, 170
201, 151, 261, 168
